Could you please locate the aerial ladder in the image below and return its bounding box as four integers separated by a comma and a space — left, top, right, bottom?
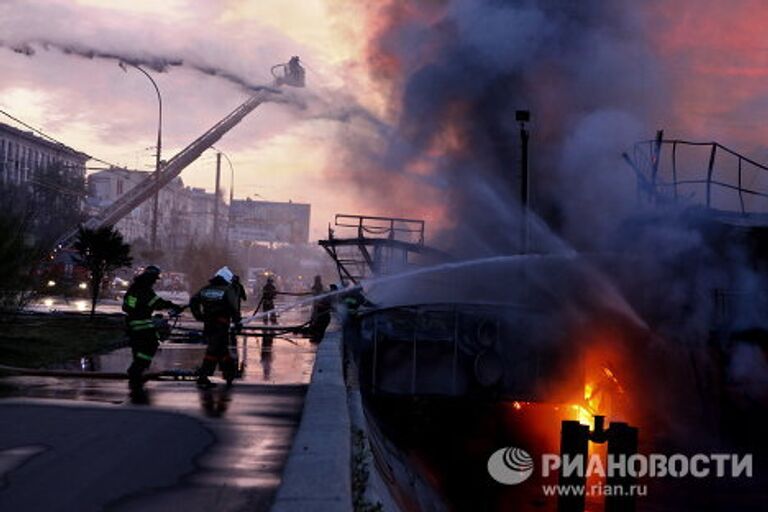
52, 57, 306, 252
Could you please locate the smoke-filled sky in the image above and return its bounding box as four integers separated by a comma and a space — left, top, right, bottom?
2, 0, 768, 242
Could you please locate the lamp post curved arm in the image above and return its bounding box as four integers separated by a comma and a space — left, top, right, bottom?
119, 61, 163, 250
119, 61, 162, 167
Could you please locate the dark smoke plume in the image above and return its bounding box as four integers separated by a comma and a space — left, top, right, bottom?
330, 0, 669, 257
338, 0, 768, 450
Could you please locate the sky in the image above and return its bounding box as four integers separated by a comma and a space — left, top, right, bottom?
0, 0, 376, 240
3, 0, 768, 243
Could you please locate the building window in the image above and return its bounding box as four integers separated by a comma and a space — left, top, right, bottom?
13, 143, 19, 183
117, 179, 124, 195
0, 140, 5, 183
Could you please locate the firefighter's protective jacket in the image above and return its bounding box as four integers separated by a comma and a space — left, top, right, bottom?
122, 278, 176, 332
261, 282, 277, 304
190, 276, 242, 325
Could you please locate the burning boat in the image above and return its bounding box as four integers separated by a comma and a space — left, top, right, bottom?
321, 214, 655, 512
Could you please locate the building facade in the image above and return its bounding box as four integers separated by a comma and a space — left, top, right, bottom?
0, 122, 89, 188
229, 198, 310, 245
87, 168, 228, 251
184, 187, 229, 246
0, 122, 90, 244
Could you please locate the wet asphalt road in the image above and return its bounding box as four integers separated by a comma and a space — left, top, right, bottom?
0, 316, 317, 512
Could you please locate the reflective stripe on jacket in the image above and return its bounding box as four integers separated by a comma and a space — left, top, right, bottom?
123, 281, 174, 331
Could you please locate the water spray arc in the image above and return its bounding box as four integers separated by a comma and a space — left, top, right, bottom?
1, 39, 270, 92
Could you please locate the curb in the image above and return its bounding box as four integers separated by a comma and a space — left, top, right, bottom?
271, 330, 352, 512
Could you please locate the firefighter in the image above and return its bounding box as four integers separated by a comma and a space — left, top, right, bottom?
309, 275, 330, 343
287, 56, 304, 86
123, 265, 181, 391
190, 266, 242, 388
311, 275, 324, 296
232, 274, 247, 306
309, 292, 333, 344
261, 276, 278, 325
341, 285, 374, 315
230, 273, 247, 376
309, 275, 324, 323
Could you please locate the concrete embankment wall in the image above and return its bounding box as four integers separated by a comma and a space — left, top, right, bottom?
271, 330, 352, 512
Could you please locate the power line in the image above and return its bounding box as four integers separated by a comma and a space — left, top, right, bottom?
0, 107, 120, 168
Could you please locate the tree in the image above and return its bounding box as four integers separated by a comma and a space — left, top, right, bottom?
26, 161, 86, 247
73, 226, 132, 317
0, 211, 41, 314
0, 182, 43, 314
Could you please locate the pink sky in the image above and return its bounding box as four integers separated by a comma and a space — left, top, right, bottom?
0, 0, 381, 240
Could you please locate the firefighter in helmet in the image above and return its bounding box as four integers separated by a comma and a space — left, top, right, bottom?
123, 265, 181, 391
190, 266, 242, 388
261, 276, 278, 325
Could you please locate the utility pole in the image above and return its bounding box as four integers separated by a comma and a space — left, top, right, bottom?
228, 170, 233, 247
516, 110, 530, 254
213, 152, 221, 245
210, 146, 235, 245
151, 120, 162, 251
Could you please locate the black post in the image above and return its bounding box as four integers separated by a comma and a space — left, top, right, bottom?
213, 152, 221, 245
559, 420, 589, 512
650, 130, 663, 201
516, 110, 530, 254
605, 423, 639, 512
706, 143, 717, 209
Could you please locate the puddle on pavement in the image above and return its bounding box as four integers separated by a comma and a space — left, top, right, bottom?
49, 334, 317, 385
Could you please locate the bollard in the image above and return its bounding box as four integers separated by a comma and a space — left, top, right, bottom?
559, 420, 589, 512
559, 417, 640, 512
605, 422, 639, 512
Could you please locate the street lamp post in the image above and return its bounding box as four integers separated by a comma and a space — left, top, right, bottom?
119, 61, 163, 251
515, 109, 530, 254
211, 146, 235, 245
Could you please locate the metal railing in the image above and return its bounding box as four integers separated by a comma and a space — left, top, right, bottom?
365, 305, 469, 396
334, 214, 425, 245
624, 132, 768, 215
359, 304, 554, 398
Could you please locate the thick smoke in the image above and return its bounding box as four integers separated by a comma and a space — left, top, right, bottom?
335, 0, 673, 305
335, 0, 767, 444
337, 0, 751, 330
329, 0, 669, 256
